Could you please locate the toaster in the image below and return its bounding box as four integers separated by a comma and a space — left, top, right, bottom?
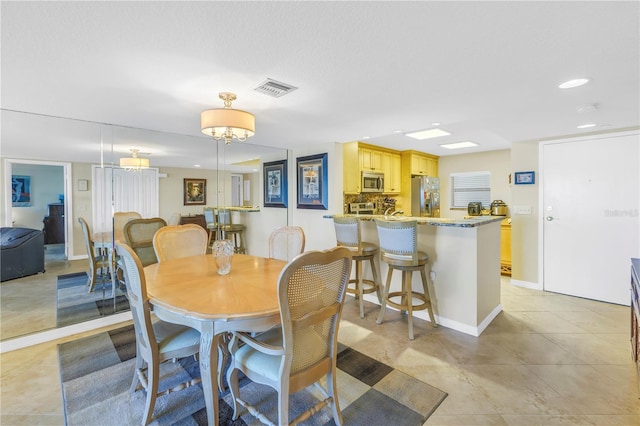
467, 202, 483, 216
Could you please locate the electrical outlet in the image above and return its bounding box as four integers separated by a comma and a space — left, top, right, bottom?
513, 205, 532, 215
430, 271, 436, 281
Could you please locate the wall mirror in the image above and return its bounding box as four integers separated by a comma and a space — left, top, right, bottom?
1, 109, 290, 343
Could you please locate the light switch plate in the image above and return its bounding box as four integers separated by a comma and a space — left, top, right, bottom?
513, 205, 532, 215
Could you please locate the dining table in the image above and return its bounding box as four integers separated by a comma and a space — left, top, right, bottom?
143, 253, 287, 426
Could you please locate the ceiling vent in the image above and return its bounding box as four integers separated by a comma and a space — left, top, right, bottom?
253, 78, 298, 98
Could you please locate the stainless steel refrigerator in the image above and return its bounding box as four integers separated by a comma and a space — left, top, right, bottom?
411, 176, 440, 217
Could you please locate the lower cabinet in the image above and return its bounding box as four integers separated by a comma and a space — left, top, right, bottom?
500, 219, 511, 276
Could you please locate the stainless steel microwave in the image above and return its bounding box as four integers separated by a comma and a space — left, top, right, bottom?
361, 171, 384, 193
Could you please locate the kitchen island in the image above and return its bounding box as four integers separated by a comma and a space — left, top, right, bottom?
324, 214, 505, 336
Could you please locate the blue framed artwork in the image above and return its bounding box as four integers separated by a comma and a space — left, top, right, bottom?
296, 153, 328, 210
264, 159, 288, 208
514, 171, 535, 185
11, 175, 32, 207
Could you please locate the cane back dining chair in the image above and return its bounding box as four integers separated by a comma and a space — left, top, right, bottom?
374, 219, 438, 340
226, 247, 353, 426
123, 218, 167, 266
78, 217, 110, 293
268, 226, 306, 261
333, 216, 382, 318
113, 211, 142, 235
152, 224, 208, 262
115, 243, 201, 426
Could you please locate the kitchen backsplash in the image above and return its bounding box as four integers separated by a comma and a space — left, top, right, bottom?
342, 194, 398, 215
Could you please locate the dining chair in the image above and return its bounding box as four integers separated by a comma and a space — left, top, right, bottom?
152, 224, 208, 262
123, 218, 167, 266
333, 216, 382, 318
374, 218, 438, 340
115, 242, 201, 426
77, 217, 110, 293
113, 211, 142, 235
268, 226, 306, 261
226, 246, 352, 426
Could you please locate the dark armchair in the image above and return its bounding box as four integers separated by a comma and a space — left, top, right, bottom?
1, 227, 45, 282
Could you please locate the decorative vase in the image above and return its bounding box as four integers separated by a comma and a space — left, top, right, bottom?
212, 239, 234, 275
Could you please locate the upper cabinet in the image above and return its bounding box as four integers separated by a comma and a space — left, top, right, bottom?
360, 147, 383, 172
403, 150, 439, 177
382, 152, 401, 193
343, 141, 361, 193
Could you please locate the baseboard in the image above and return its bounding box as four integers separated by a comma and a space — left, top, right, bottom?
0, 311, 133, 353
510, 279, 542, 290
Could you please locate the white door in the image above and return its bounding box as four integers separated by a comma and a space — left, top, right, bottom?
542, 131, 640, 305
231, 174, 243, 206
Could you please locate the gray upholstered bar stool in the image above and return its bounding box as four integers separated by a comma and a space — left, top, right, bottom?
374, 218, 437, 340
333, 216, 382, 318
218, 209, 247, 254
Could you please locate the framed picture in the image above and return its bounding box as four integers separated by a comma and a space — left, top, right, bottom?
11, 175, 31, 207
296, 153, 328, 210
264, 159, 288, 208
514, 171, 535, 185
184, 178, 206, 205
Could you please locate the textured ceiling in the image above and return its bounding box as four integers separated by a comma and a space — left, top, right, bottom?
2, 1, 639, 168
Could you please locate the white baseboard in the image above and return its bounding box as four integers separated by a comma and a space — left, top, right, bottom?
510, 279, 542, 290
0, 311, 133, 353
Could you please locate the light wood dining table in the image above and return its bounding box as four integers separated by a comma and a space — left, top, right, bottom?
143, 254, 287, 426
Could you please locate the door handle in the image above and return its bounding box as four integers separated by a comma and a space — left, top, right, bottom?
546, 216, 555, 221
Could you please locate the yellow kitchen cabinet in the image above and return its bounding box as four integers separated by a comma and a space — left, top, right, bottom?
360, 147, 383, 172
500, 219, 512, 276
382, 152, 402, 193
406, 151, 438, 176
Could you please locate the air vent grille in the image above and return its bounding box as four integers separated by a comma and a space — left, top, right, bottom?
254, 78, 297, 98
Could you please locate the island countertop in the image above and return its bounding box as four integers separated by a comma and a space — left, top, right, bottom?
323, 214, 505, 228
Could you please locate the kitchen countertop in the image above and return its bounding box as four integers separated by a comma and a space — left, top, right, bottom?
323, 214, 505, 228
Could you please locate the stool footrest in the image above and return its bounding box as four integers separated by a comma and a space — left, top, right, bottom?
384, 291, 429, 311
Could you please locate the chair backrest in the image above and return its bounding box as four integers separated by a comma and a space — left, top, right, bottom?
217, 209, 232, 226
333, 216, 362, 250
77, 217, 97, 263
278, 247, 352, 383
114, 211, 142, 234
203, 207, 216, 226
115, 243, 158, 362
123, 218, 167, 266
153, 224, 208, 262
374, 219, 419, 264
268, 226, 306, 261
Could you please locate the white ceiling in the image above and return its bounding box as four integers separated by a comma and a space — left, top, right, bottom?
2, 1, 639, 168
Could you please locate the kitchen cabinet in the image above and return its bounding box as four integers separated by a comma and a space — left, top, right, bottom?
406, 152, 438, 176
343, 141, 361, 193
360, 147, 383, 172
382, 152, 401, 193
500, 219, 511, 276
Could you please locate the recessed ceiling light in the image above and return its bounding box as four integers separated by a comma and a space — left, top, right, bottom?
362, 136, 371, 140
431, 122, 441, 126
406, 128, 451, 140
194, 164, 201, 167
440, 141, 478, 150
558, 78, 590, 89
393, 130, 403, 134
577, 123, 596, 129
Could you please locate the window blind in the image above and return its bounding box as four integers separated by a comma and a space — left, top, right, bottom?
450, 171, 491, 209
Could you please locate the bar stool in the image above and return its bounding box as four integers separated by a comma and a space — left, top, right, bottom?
374, 218, 437, 340
333, 216, 382, 318
218, 209, 246, 254
203, 207, 218, 247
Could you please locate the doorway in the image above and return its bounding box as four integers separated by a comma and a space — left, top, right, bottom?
3, 159, 73, 259
540, 131, 640, 305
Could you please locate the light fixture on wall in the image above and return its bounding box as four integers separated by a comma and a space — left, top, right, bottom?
119, 149, 149, 171
201, 92, 255, 144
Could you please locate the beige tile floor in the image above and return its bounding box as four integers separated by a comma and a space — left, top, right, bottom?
1, 267, 639, 425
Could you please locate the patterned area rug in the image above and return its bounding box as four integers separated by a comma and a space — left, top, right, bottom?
56, 272, 129, 327
58, 325, 447, 425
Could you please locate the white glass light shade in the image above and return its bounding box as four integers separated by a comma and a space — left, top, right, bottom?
201, 108, 255, 142
119, 156, 150, 169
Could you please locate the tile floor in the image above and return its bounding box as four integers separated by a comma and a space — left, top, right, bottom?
1, 263, 639, 425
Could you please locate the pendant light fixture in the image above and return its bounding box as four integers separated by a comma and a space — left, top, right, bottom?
119, 149, 149, 171
201, 92, 255, 144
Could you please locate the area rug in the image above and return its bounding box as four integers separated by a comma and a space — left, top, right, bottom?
56, 272, 130, 327
58, 325, 447, 425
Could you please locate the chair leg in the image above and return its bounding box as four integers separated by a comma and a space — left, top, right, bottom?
420, 267, 438, 327
327, 369, 343, 426
376, 267, 394, 325
405, 271, 415, 340
277, 386, 290, 426
130, 354, 144, 394
142, 363, 159, 426
356, 260, 364, 318
369, 257, 382, 303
